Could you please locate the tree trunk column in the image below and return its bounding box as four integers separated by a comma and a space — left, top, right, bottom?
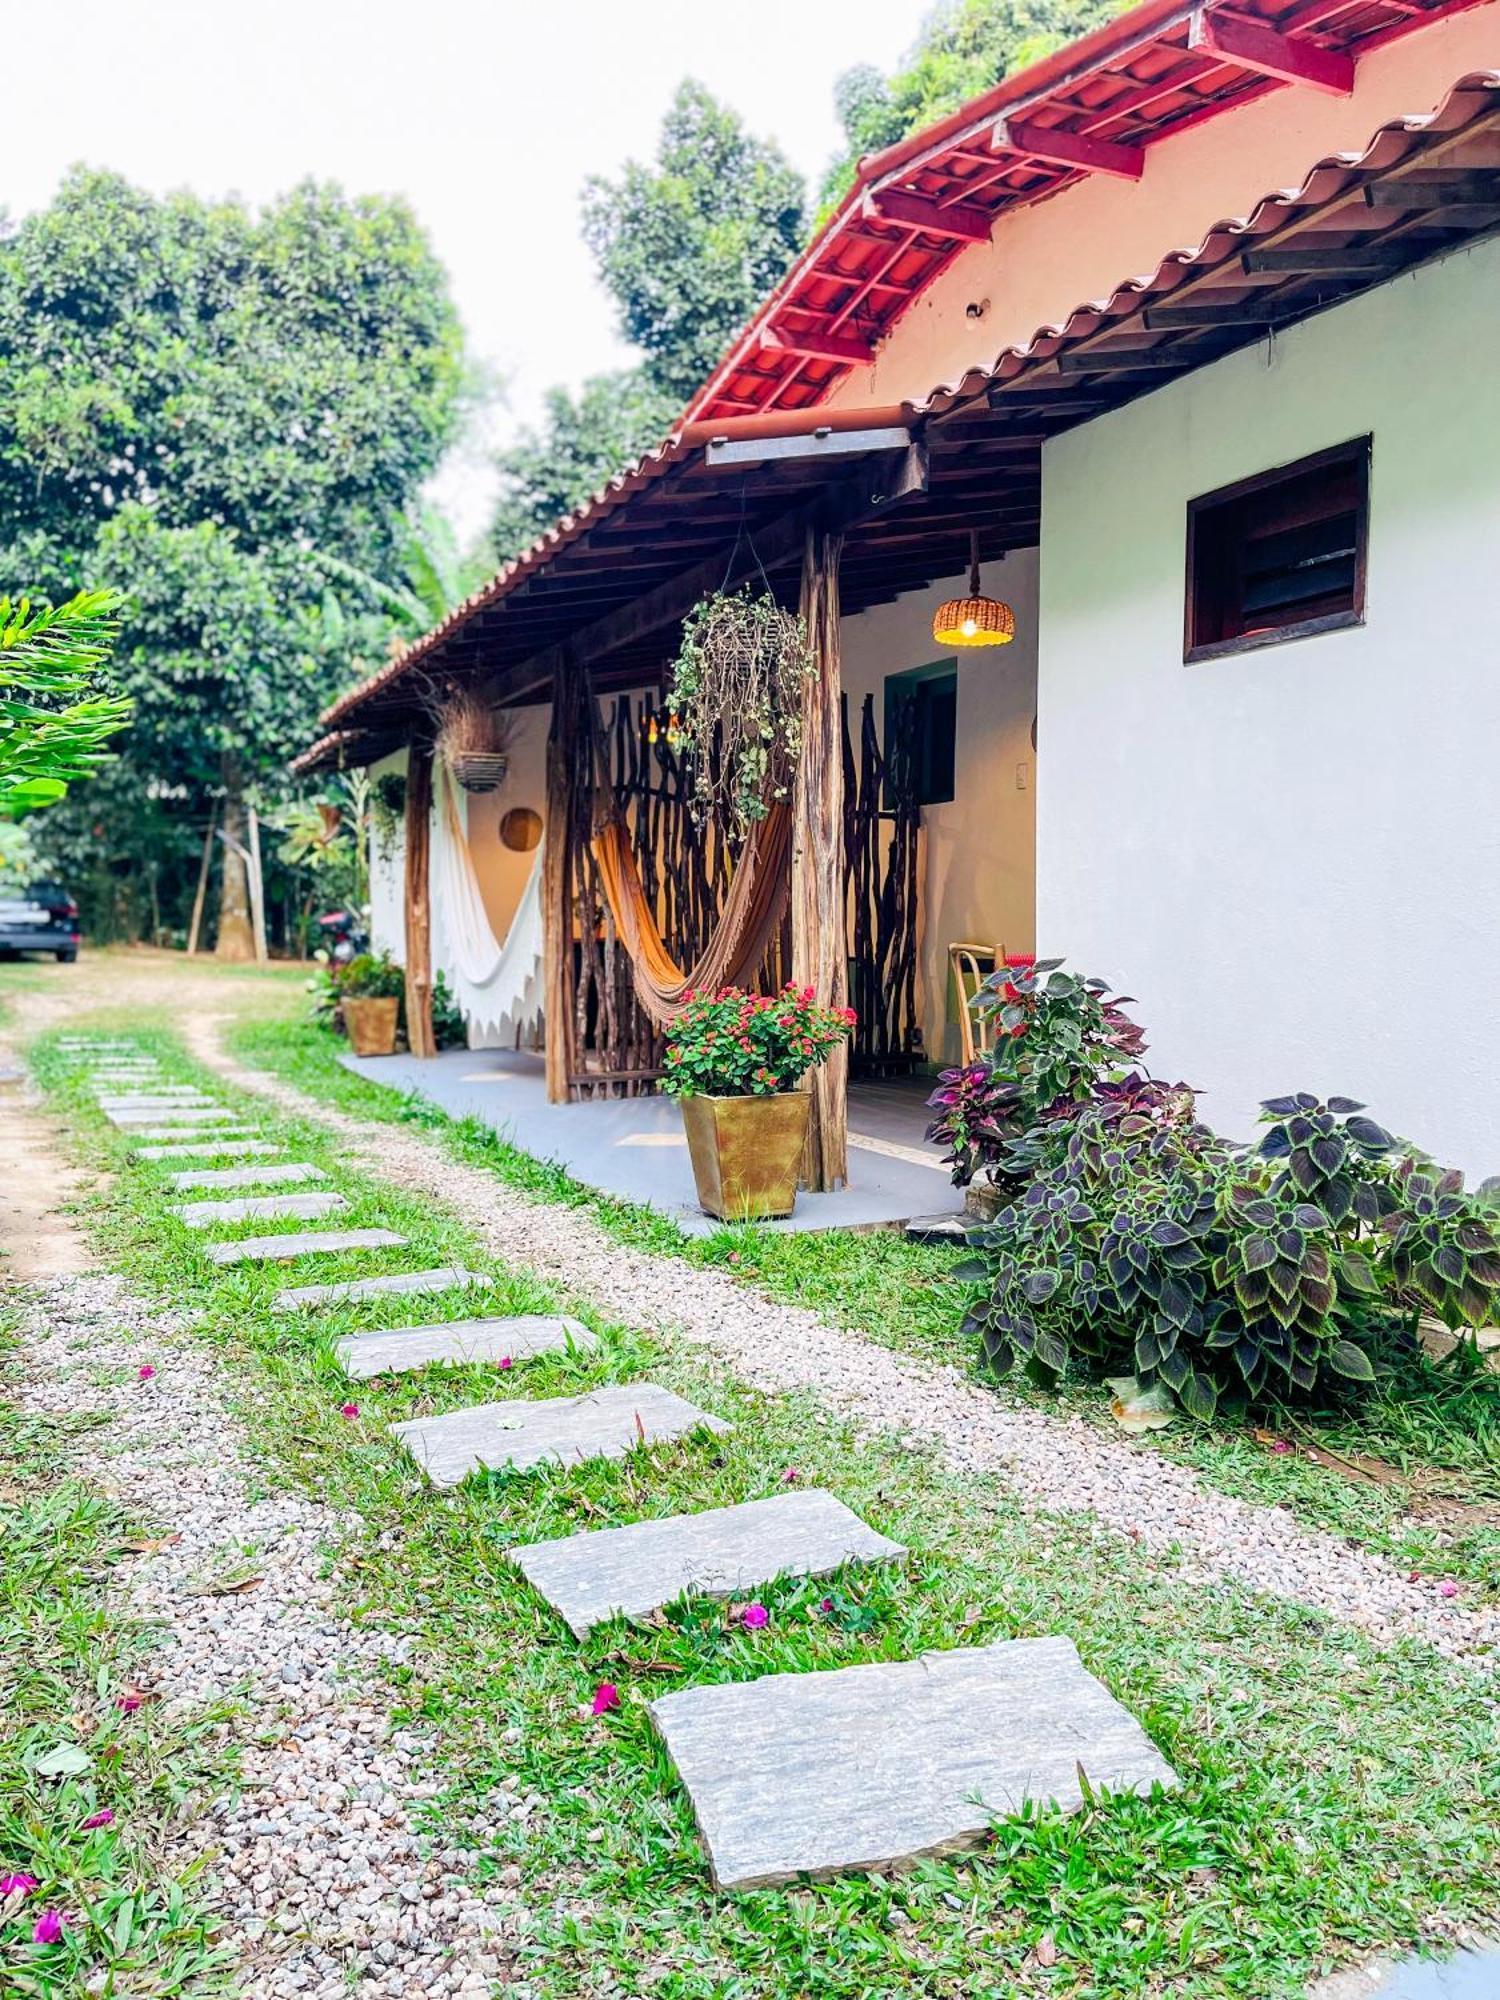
215, 757, 256, 962
543, 655, 580, 1104
793, 526, 848, 1191
404, 743, 436, 1059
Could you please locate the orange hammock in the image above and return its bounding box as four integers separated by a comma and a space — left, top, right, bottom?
590, 800, 793, 1028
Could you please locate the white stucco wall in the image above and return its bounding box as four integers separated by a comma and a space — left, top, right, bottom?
367, 749, 407, 960
842, 551, 1038, 1064
1037, 237, 1500, 1172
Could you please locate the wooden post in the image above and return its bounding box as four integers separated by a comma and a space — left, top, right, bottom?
543, 655, 579, 1103
793, 525, 848, 1191
186, 804, 217, 956
404, 743, 436, 1058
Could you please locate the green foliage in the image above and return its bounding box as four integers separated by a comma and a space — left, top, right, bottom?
0, 591, 129, 818
0, 166, 462, 937
581, 81, 806, 406
662, 985, 855, 1098
337, 950, 405, 1002
666, 589, 813, 840
963, 996, 1500, 1419
432, 969, 468, 1050
490, 369, 677, 564
823, 0, 1131, 210
315, 502, 492, 639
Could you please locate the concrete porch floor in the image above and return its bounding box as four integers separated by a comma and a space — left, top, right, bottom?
338, 1047, 962, 1236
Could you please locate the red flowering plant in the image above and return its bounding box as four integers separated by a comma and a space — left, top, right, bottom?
661, 985, 856, 1099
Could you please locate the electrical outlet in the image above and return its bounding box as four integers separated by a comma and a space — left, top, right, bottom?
1016, 762, 1029, 790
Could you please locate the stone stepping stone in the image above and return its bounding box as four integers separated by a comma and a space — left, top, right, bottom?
649, 1634, 1177, 1892
512, 1489, 905, 1640
274, 1265, 488, 1310
337, 1314, 595, 1381
168, 1163, 326, 1192
128, 1125, 260, 1143
172, 1191, 349, 1229
205, 1226, 405, 1267
97, 1093, 213, 1109
105, 1105, 234, 1126
136, 1138, 283, 1161
391, 1382, 729, 1490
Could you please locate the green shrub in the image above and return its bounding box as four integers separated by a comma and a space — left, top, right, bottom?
959, 979, 1500, 1419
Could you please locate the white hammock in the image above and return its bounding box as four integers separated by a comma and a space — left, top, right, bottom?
431, 760, 545, 1049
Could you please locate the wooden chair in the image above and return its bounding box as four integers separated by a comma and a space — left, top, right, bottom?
948, 942, 1035, 1064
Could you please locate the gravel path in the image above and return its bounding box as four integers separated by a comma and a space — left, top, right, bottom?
11, 1271, 527, 1999
194, 1019, 1500, 1666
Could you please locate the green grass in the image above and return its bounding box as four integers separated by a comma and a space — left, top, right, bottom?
0, 1322, 234, 1995
18, 1021, 1500, 1997
231, 1013, 1500, 1597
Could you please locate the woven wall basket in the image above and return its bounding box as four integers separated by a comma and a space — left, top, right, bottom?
450, 752, 510, 794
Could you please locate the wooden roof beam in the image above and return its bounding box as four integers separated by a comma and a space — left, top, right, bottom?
759, 325, 877, 367
1187, 10, 1354, 97
1365, 168, 1500, 210
992, 117, 1145, 181
862, 188, 994, 243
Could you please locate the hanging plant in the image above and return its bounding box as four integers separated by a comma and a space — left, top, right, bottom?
432, 688, 514, 794
665, 588, 814, 842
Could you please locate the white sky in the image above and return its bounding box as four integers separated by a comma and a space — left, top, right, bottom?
9, 0, 933, 538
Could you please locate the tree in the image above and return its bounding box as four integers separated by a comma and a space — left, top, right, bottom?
490, 83, 806, 561
821, 0, 1129, 209
581, 81, 806, 406
315, 502, 496, 638
0, 167, 463, 952
0, 590, 128, 818
490, 370, 677, 564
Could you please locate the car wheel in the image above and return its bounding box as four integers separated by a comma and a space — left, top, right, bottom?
56, 949, 77, 963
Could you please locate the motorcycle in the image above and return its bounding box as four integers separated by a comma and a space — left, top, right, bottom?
316, 906, 368, 965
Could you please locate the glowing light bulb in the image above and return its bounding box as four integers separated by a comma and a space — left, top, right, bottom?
961, 617, 977, 637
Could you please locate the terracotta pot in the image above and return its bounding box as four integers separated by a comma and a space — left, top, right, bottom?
680, 1090, 811, 1221
343, 995, 400, 1057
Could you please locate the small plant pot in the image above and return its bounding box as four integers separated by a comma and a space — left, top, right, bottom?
450, 752, 509, 793
679, 1090, 811, 1221
343, 995, 400, 1057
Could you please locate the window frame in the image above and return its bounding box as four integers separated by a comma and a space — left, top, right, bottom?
883, 658, 958, 808
1183, 436, 1371, 666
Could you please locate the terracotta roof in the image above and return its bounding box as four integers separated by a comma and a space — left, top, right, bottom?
689, 0, 1486, 421
302, 48, 1500, 765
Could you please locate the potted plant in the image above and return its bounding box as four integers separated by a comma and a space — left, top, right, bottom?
662, 985, 856, 1220
338, 951, 405, 1056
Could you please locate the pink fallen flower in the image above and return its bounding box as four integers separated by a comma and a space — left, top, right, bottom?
781, 1467, 800, 1484
740, 1603, 769, 1629
1269, 1438, 1293, 1455
137, 1365, 156, 1382
1438, 1579, 1461, 1599
339, 1403, 360, 1420
32, 1910, 66, 1945
115, 1694, 143, 1715
81, 1810, 114, 1830
498, 1357, 514, 1372
0, 1873, 39, 1897
590, 1682, 620, 1716
819, 1597, 834, 1615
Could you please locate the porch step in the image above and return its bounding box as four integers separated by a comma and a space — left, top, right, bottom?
904, 1211, 970, 1245
335, 1314, 595, 1380
648, 1635, 1178, 1892
205, 1226, 405, 1267
390, 1382, 729, 1490
172, 1191, 349, 1229
511, 1488, 905, 1640
135, 1138, 281, 1161
168, 1163, 327, 1192
274, 1265, 488, 1311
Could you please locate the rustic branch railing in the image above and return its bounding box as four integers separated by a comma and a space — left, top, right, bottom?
844, 691, 922, 1074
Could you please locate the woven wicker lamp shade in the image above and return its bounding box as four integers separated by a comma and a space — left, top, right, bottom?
933, 530, 1015, 648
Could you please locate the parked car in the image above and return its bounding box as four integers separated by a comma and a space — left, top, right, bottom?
0, 880, 81, 961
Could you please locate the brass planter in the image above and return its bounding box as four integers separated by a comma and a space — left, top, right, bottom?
679, 1091, 811, 1221
343, 995, 400, 1057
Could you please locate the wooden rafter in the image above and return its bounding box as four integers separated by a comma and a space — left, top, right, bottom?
992, 117, 1145, 180
1187, 9, 1356, 95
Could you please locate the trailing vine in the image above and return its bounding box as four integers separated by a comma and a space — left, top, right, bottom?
665, 588, 813, 842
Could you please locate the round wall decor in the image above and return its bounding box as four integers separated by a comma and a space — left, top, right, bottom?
500, 806, 542, 852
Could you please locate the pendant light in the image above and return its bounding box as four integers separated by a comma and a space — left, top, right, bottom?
932, 530, 1014, 647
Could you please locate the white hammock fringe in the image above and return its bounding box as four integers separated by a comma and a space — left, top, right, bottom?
431, 760, 544, 1048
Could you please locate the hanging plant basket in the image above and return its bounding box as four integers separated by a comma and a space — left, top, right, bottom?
449, 751, 510, 793
665, 588, 814, 843
431, 688, 514, 795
